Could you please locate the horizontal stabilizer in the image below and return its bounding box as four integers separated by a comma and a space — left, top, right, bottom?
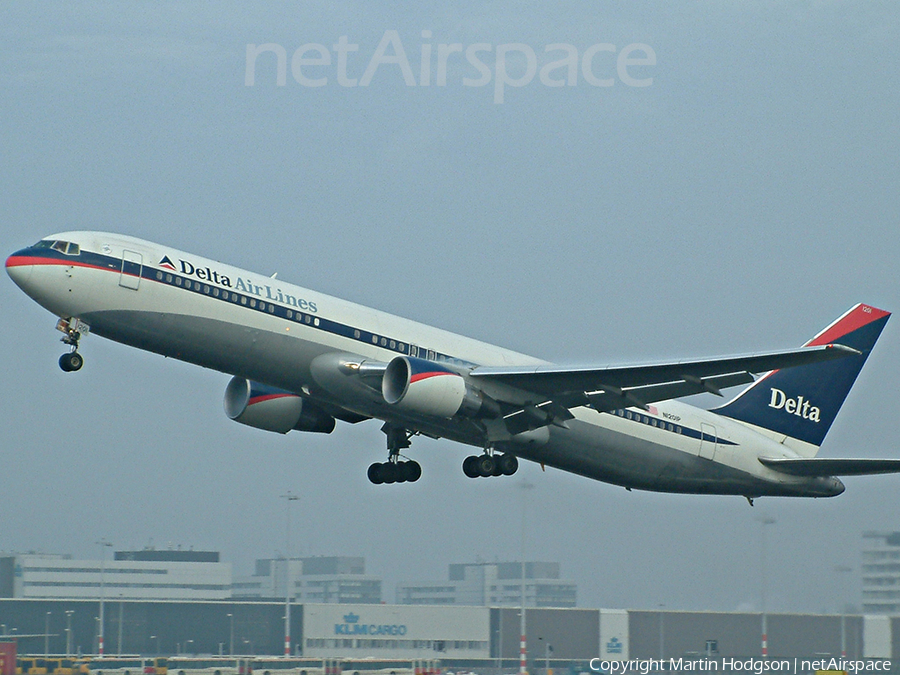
759, 456, 900, 477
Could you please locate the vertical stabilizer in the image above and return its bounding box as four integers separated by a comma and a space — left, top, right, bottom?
712, 304, 890, 455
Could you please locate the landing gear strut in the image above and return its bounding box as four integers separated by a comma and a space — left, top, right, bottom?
368, 424, 422, 485
57, 318, 86, 372
462, 451, 518, 478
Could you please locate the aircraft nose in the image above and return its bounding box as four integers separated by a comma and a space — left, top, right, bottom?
6, 249, 34, 289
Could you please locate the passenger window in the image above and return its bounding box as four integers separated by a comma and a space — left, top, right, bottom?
241, 296, 247, 305
269, 305, 275, 313
287, 310, 293, 319
165, 274, 173, 283
185, 280, 192, 289
175, 277, 182, 286
354, 329, 361, 339
314, 318, 320, 326
204, 285, 210, 294
250, 299, 256, 308
156, 271, 163, 280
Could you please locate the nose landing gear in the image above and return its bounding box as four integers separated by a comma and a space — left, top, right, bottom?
59, 351, 84, 372
56, 317, 88, 372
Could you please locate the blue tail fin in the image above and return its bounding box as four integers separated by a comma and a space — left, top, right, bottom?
712, 304, 890, 453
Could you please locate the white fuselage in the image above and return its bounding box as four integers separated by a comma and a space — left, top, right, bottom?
6, 231, 845, 498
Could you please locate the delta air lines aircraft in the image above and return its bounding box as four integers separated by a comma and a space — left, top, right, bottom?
7, 232, 900, 501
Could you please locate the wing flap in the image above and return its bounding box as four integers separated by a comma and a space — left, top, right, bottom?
583, 371, 755, 412
759, 457, 900, 477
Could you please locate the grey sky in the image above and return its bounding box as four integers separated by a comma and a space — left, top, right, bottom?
1, 1, 898, 615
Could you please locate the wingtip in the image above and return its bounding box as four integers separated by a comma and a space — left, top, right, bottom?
827, 343, 863, 356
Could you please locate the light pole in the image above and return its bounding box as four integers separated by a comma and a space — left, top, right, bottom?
834, 565, 853, 657
45, 612, 51, 657
281, 491, 299, 657
117, 597, 124, 655
185, 639, 194, 655
65, 610, 75, 657
537, 637, 551, 675
518, 480, 534, 675
658, 604, 665, 660
150, 635, 159, 656
96, 539, 113, 658
758, 516, 776, 658
227, 613, 234, 657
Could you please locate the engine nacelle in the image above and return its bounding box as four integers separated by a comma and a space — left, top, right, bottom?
224, 377, 335, 434
382, 356, 498, 419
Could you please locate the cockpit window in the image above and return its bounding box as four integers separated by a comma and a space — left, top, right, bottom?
36, 240, 80, 255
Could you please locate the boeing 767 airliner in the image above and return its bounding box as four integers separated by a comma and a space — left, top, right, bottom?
7, 232, 899, 501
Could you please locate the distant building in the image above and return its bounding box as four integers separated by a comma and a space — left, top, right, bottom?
233, 556, 382, 604
861, 531, 900, 613
396, 561, 577, 607
0, 549, 231, 601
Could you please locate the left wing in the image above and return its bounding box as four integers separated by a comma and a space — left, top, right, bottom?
469, 343, 859, 433
759, 457, 900, 477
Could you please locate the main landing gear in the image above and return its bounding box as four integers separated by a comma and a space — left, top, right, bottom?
57, 318, 86, 372
462, 452, 518, 478
368, 424, 422, 485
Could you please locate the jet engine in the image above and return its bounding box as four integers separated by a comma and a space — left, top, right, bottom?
382, 356, 499, 419
224, 376, 335, 434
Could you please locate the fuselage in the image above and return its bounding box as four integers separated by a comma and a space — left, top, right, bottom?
6, 232, 846, 498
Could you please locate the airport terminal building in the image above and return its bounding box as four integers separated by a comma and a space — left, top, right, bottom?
0, 551, 231, 601
233, 557, 382, 605
0, 598, 897, 663
396, 562, 577, 607
2, 548, 899, 664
